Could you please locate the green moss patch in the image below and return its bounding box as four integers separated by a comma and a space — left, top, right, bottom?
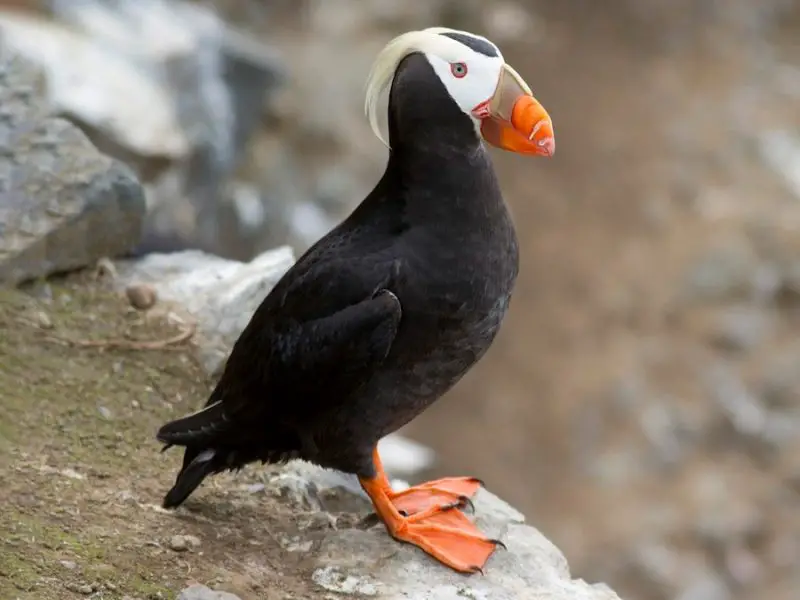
0, 273, 322, 600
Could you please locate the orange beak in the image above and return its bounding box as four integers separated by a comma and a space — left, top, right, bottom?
473, 64, 555, 157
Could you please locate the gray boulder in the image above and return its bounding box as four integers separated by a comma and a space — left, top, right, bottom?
0, 0, 286, 254
174, 461, 623, 600
0, 44, 145, 286
278, 462, 622, 600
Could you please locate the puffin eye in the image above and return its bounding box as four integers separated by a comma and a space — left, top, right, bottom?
450, 62, 468, 78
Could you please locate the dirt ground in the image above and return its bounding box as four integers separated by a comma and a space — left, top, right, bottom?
0, 275, 330, 600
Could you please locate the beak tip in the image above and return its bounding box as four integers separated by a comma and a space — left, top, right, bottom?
538, 136, 555, 157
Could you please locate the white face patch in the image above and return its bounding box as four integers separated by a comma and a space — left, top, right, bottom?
364, 28, 508, 147
423, 49, 505, 131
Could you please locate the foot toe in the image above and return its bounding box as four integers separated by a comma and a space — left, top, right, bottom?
389, 476, 483, 516
392, 508, 500, 574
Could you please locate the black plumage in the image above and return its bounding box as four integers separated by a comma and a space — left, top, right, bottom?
156, 29, 551, 573
440, 32, 500, 57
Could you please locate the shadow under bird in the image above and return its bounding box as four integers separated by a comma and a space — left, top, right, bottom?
157, 26, 555, 574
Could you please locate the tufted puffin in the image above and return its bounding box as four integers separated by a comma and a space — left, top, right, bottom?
156, 26, 554, 574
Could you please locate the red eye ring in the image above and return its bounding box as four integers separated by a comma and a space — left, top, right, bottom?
450, 62, 468, 78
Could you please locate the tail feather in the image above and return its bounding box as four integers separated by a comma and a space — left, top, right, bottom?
157, 399, 303, 509
157, 400, 232, 509
156, 401, 230, 448
162, 448, 217, 509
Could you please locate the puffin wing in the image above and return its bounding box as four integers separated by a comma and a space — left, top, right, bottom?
156, 256, 403, 447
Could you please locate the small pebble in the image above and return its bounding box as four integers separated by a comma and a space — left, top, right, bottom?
117, 490, 137, 504
95, 257, 118, 279
35, 310, 53, 329
97, 406, 113, 420
59, 560, 77, 570
66, 582, 94, 595
298, 512, 338, 531
169, 534, 201, 552
126, 284, 158, 310
169, 536, 189, 552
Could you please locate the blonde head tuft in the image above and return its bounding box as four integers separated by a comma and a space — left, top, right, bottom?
364, 27, 499, 148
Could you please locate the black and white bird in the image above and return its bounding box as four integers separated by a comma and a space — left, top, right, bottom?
157, 26, 554, 574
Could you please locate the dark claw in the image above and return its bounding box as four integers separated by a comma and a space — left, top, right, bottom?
457, 495, 475, 513
491, 538, 507, 550
471, 477, 486, 488
471, 565, 485, 576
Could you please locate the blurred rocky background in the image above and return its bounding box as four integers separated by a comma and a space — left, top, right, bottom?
1, 0, 799, 599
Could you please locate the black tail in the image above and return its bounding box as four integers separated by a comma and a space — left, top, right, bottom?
157, 401, 230, 448
157, 401, 232, 509
162, 448, 219, 509
157, 399, 302, 509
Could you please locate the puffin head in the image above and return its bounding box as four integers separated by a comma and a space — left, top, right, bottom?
365, 27, 555, 157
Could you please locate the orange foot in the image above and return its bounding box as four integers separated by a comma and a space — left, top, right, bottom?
389, 477, 483, 516
361, 449, 502, 573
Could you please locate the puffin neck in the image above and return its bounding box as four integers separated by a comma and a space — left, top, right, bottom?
386, 106, 481, 174
382, 116, 503, 228
383, 54, 493, 197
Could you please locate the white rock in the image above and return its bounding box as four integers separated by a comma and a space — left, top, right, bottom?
312, 566, 380, 595
0, 11, 188, 159
176, 584, 241, 600
279, 462, 622, 600
113, 246, 294, 373
53, 0, 235, 166
376, 433, 434, 477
